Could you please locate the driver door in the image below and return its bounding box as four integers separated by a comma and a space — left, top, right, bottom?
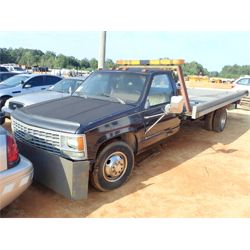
141, 73, 181, 149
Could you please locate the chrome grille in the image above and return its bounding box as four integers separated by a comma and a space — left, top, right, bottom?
12, 118, 61, 155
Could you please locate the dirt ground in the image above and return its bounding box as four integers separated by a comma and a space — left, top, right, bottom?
186, 81, 232, 89
1, 106, 250, 218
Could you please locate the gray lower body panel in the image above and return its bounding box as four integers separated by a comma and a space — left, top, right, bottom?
16, 139, 90, 200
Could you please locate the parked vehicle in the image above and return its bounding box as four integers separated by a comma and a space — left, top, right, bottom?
1, 64, 27, 74
11, 59, 248, 200
0, 66, 9, 72
233, 76, 250, 95
0, 72, 19, 83
1, 76, 86, 123
0, 74, 62, 109
0, 126, 33, 210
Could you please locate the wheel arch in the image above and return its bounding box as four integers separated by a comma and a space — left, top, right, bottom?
95, 131, 138, 159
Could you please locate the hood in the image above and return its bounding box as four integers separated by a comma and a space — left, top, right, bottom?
8, 91, 70, 106
0, 84, 13, 90
17, 96, 135, 132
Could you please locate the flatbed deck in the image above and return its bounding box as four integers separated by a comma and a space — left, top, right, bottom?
187, 88, 248, 119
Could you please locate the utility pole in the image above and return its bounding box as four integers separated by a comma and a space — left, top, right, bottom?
98, 31, 106, 69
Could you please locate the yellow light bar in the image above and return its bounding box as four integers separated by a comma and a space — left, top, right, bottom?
116, 59, 185, 66
116, 60, 141, 65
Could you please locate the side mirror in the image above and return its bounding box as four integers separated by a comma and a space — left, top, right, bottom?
145, 95, 184, 135
23, 84, 32, 89
21, 80, 25, 85
165, 96, 184, 114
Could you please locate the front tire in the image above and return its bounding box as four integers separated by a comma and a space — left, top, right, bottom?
0, 97, 8, 109
90, 141, 134, 191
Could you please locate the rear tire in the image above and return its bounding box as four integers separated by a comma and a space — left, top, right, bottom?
90, 141, 134, 191
204, 112, 214, 131
213, 108, 227, 132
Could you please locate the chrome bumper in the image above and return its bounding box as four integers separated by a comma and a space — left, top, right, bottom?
0, 155, 33, 210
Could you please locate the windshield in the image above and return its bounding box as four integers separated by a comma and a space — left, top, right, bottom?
74, 72, 146, 104
49, 78, 85, 93
13, 67, 24, 71
1, 75, 30, 87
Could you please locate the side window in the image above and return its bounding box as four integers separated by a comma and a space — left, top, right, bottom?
147, 74, 174, 107
0, 66, 9, 72
237, 78, 249, 85
45, 76, 60, 85
26, 76, 44, 87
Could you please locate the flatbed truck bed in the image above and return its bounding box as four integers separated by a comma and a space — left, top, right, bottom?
186, 88, 248, 119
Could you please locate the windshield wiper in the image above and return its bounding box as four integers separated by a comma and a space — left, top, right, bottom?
100, 93, 126, 104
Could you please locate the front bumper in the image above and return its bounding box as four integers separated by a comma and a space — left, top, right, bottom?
15, 139, 91, 200
0, 155, 33, 210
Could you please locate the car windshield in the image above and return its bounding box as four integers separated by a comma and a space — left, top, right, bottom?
74, 72, 147, 104
13, 67, 24, 71
1, 75, 30, 87
49, 78, 85, 93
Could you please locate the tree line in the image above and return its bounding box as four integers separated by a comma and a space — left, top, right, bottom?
1, 47, 249, 78
182, 61, 250, 79
0, 48, 115, 71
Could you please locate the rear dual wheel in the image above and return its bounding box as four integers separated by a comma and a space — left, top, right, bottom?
204, 107, 227, 132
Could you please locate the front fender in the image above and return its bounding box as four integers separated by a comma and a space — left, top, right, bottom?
85, 113, 143, 159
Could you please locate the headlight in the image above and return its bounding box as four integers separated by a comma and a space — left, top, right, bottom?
60, 134, 87, 160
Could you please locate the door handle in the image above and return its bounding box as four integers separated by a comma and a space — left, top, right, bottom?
12, 91, 21, 94
41, 88, 46, 90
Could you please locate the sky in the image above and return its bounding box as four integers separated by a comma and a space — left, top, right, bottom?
0, 31, 250, 72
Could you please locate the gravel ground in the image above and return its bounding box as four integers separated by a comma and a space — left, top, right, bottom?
1, 108, 250, 218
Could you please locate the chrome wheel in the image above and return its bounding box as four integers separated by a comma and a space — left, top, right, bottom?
103, 152, 128, 182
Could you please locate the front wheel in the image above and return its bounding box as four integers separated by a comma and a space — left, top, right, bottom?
90, 141, 134, 191
0, 97, 8, 109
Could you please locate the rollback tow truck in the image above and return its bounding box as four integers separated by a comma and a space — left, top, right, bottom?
11, 59, 248, 199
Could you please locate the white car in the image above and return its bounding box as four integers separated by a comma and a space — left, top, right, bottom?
233, 77, 250, 95
1, 64, 27, 74
1, 76, 86, 122
0, 74, 62, 108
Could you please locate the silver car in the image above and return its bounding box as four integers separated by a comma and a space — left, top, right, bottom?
0, 127, 33, 210
1, 76, 86, 122
233, 77, 250, 95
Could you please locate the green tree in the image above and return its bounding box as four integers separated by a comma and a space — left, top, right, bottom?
89, 58, 98, 70
80, 58, 90, 69
182, 61, 208, 76
105, 59, 115, 69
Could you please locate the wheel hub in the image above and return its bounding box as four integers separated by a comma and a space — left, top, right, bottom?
104, 152, 127, 181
